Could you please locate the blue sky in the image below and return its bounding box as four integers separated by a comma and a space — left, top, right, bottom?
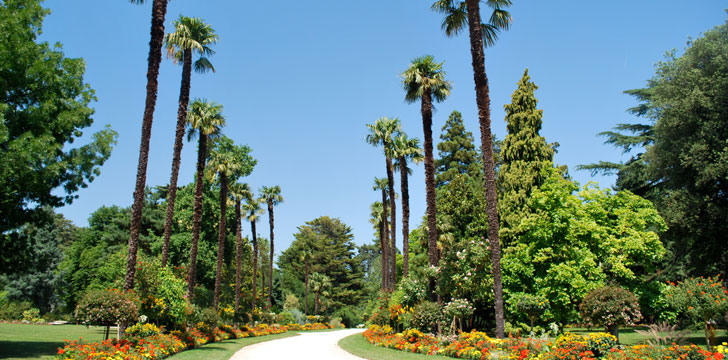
43, 1, 726, 255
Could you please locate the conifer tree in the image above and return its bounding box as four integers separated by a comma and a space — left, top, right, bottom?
498, 69, 556, 246
435, 110, 482, 187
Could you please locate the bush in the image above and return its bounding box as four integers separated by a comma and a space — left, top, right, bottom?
515, 294, 549, 334
289, 309, 305, 325
333, 306, 362, 328
193, 307, 218, 337
410, 301, 445, 333
664, 276, 728, 349
123, 322, 161, 341
22, 308, 43, 323
74, 288, 139, 327
0, 300, 34, 321
276, 311, 296, 325
579, 286, 641, 342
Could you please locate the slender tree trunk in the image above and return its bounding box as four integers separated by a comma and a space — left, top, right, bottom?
304, 261, 309, 314
400, 157, 411, 277
251, 221, 258, 310
385, 157, 397, 289
314, 292, 320, 315
421, 90, 439, 301
380, 188, 390, 291
465, 0, 505, 338
379, 219, 387, 291
267, 202, 274, 309
261, 253, 265, 302
234, 199, 242, 315
186, 134, 207, 298
124, 0, 169, 292
213, 173, 228, 310
161, 49, 193, 267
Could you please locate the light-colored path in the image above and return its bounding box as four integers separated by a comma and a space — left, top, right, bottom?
229, 328, 366, 360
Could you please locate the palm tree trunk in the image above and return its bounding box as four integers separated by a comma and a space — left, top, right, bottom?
261, 253, 265, 302
380, 188, 390, 291
465, 0, 505, 338
421, 90, 439, 301
161, 48, 193, 268
124, 0, 169, 292
379, 219, 386, 290
314, 292, 320, 315
385, 157, 397, 289
251, 220, 258, 310
213, 173, 228, 310
186, 134, 207, 298
234, 199, 242, 315
267, 202, 274, 309
304, 261, 309, 314
400, 156, 410, 277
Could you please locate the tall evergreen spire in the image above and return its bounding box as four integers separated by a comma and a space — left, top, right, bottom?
498, 69, 556, 246
435, 110, 481, 187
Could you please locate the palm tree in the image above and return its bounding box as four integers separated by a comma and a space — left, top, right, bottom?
123, 0, 170, 292
228, 182, 252, 315
260, 185, 283, 309
309, 272, 332, 315
366, 117, 402, 290
401, 55, 451, 300
160, 15, 218, 267
372, 177, 391, 290
244, 197, 264, 310
392, 134, 424, 277
206, 139, 242, 310
185, 99, 225, 298
369, 201, 386, 290
431, 0, 512, 338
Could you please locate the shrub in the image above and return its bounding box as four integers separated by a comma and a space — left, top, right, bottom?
333, 306, 362, 328
289, 308, 305, 325
579, 286, 641, 342
0, 300, 34, 321
398, 277, 427, 308
410, 301, 445, 333
276, 311, 296, 325
515, 293, 550, 334
123, 322, 161, 341
22, 308, 43, 323
193, 307, 218, 337
665, 276, 728, 350
74, 288, 138, 339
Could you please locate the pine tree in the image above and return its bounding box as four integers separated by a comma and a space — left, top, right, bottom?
498, 69, 556, 246
435, 110, 482, 187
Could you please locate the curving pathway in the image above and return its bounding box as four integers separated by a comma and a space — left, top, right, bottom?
229, 328, 365, 360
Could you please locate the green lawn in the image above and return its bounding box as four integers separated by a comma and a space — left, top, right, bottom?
166, 332, 298, 360
0, 323, 108, 359
567, 326, 727, 346
338, 333, 451, 360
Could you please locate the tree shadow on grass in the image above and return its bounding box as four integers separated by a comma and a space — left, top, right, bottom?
0, 340, 65, 358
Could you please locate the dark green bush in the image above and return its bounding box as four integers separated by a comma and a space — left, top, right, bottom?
410, 301, 445, 333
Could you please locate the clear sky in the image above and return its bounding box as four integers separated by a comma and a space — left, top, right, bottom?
42, 1, 726, 256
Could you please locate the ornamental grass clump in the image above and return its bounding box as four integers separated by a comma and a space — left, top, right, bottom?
579, 286, 642, 343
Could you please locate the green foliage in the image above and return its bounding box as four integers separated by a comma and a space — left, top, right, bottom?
0, 0, 117, 244
512, 293, 549, 332
397, 277, 427, 308
0, 295, 34, 321
665, 276, 728, 325
410, 301, 445, 333
276, 311, 296, 325
278, 216, 365, 314
123, 322, 161, 340
333, 306, 363, 328
583, 17, 728, 278
502, 168, 666, 325
74, 289, 139, 326
134, 259, 188, 328
579, 286, 642, 331
435, 110, 481, 187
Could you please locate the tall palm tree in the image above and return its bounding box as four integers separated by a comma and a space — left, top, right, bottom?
367, 117, 402, 289
369, 201, 386, 290
431, 0, 512, 338
228, 182, 252, 315
392, 134, 424, 277
372, 177, 391, 290
244, 197, 264, 310
124, 0, 170, 292
260, 185, 283, 309
401, 55, 451, 299
206, 140, 241, 310
185, 99, 225, 298
160, 16, 218, 267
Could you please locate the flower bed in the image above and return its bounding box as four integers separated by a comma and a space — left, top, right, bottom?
363, 325, 726, 360
56, 322, 336, 359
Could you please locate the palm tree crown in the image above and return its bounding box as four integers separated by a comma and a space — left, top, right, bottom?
165, 15, 218, 73
401, 56, 452, 104
366, 117, 402, 156
392, 134, 424, 174
431, 0, 512, 47
187, 99, 225, 141
260, 186, 284, 206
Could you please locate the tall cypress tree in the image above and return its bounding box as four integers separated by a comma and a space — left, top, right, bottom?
435, 110, 482, 188
498, 69, 556, 246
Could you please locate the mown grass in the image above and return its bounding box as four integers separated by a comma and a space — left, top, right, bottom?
166, 332, 298, 360
0, 323, 108, 359
338, 332, 451, 360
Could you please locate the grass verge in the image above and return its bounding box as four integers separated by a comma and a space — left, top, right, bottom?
166, 332, 298, 360
338, 332, 451, 360
0, 323, 108, 360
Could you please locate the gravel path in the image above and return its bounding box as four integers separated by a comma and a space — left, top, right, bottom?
229, 328, 366, 360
